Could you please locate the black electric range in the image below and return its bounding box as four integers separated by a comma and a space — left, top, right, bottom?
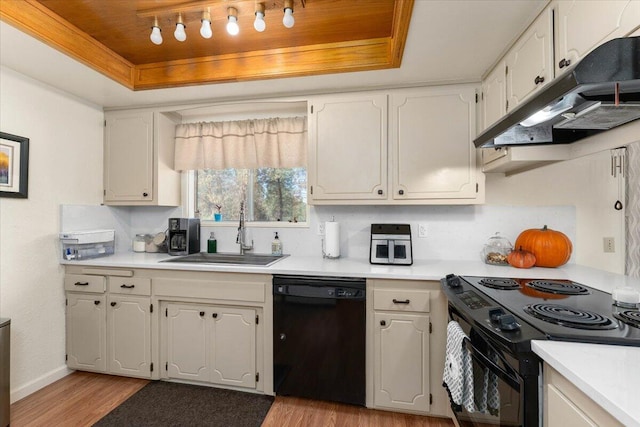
440, 274, 640, 427
451, 275, 640, 347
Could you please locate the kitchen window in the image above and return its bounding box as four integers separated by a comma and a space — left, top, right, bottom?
175, 116, 308, 225
194, 167, 307, 223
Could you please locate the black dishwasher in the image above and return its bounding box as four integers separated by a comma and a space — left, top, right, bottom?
273, 275, 366, 406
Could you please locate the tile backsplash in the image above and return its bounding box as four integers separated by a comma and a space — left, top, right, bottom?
60, 204, 575, 262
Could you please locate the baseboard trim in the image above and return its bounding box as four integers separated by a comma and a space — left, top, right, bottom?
11, 365, 72, 403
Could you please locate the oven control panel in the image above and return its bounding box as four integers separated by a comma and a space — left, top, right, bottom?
459, 290, 491, 309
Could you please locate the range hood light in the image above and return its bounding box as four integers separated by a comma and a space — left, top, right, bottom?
519, 98, 573, 127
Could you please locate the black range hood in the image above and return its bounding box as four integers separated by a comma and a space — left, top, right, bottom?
475, 36, 640, 148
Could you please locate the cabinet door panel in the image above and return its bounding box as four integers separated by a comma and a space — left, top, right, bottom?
210, 307, 256, 388
555, 0, 640, 76
104, 111, 153, 202
66, 294, 106, 372
391, 86, 477, 200
506, 7, 553, 109
374, 312, 430, 412
309, 94, 388, 200
482, 61, 507, 131
108, 295, 151, 378
166, 303, 209, 382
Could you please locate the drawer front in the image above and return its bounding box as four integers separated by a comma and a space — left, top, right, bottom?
108, 277, 151, 296
374, 289, 430, 312
64, 274, 105, 293
154, 278, 265, 303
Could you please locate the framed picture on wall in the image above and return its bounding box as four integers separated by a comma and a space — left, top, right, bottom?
0, 131, 29, 198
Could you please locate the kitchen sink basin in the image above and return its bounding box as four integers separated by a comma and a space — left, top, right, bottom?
160, 252, 287, 266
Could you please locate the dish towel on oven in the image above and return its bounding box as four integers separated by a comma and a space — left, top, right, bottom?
475, 347, 500, 416
442, 320, 475, 412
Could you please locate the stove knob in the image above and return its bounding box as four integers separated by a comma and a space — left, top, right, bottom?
445, 274, 461, 288
489, 307, 505, 322
498, 314, 520, 331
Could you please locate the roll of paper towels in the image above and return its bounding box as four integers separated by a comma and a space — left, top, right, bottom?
324, 221, 340, 258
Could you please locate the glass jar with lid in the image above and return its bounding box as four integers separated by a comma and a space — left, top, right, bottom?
481, 232, 513, 265
133, 234, 147, 253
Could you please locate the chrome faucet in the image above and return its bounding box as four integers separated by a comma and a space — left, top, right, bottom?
236, 201, 253, 254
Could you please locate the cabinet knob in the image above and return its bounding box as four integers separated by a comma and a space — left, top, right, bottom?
212, 313, 218, 318
398, 189, 404, 195
142, 192, 149, 197
94, 300, 101, 305
377, 189, 383, 195
199, 311, 205, 317
380, 320, 386, 326
110, 302, 117, 307
558, 58, 571, 69
534, 75, 545, 85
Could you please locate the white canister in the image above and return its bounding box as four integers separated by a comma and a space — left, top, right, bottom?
133, 234, 147, 252
323, 221, 340, 258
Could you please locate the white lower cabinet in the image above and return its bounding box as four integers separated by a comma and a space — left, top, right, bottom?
165, 302, 257, 390
107, 295, 152, 378
373, 311, 430, 412
66, 293, 107, 372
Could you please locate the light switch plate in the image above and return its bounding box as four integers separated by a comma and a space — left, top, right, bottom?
418, 224, 427, 238
317, 223, 325, 236
603, 237, 615, 253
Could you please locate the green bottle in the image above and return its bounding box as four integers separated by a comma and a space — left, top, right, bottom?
207, 232, 217, 253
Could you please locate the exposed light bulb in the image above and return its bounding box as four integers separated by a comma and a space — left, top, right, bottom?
174, 14, 186, 42
282, 1, 294, 28
150, 25, 163, 45
254, 11, 266, 32
227, 16, 239, 35
200, 19, 212, 38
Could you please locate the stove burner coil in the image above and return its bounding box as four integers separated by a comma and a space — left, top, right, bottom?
614, 310, 640, 328
523, 303, 618, 330
478, 278, 520, 290
526, 280, 590, 295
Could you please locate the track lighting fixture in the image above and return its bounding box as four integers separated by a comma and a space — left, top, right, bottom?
254, 3, 266, 32
226, 7, 239, 35
149, 16, 163, 45
200, 10, 213, 39
283, 0, 295, 28
174, 13, 187, 42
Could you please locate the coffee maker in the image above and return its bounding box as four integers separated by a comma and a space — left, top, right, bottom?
168, 218, 200, 255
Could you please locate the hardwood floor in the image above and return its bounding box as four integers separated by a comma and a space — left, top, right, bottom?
10, 372, 454, 427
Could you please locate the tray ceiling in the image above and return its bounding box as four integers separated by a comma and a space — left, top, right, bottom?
0, 0, 413, 90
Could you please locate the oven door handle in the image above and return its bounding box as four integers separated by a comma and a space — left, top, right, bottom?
464, 338, 520, 391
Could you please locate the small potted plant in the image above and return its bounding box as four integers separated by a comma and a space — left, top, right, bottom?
213, 204, 222, 222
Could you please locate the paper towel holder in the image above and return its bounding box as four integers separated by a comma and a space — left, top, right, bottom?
322, 217, 340, 259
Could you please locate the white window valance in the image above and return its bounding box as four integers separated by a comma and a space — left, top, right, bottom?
174, 116, 307, 171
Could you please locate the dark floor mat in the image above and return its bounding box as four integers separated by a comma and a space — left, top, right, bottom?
94, 381, 274, 427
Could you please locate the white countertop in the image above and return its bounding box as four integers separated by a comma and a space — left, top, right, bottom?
532, 340, 640, 426
62, 252, 640, 423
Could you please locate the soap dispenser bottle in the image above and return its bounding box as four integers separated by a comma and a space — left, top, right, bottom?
207, 232, 217, 253
271, 232, 283, 255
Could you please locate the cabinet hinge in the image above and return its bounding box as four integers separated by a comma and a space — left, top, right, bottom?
430, 393, 433, 405
475, 93, 478, 103
481, 92, 484, 101
166, 362, 168, 371
104, 119, 107, 127
505, 65, 508, 75
103, 189, 106, 196
150, 303, 153, 313
65, 354, 68, 362
310, 185, 313, 195
476, 183, 479, 193
429, 322, 433, 333
310, 105, 314, 114
256, 372, 259, 382
506, 100, 509, 111
256, 314, 259, 325
165, 307, 168, 317
150, 362, 154, 372
65, 298, 68, 306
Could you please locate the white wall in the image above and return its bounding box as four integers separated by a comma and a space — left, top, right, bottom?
0, 67, 104, 402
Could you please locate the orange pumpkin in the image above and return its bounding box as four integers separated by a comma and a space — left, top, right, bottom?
507, 247, 536, 269
514, 225, 572, 268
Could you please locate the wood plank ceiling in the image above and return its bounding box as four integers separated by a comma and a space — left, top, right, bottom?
0, 0, 414, 90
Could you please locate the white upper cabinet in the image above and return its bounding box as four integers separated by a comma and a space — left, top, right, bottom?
482, 60, 507, 131
554, 0, 640, 76
506, 6, 554, 111
104, 110, 181, 206
390, 85, 481, 201
308, 93, 388, 201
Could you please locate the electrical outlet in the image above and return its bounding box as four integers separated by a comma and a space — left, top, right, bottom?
603, 237, 615, 253
317, 223, 325, 236
418, 223, 427, 238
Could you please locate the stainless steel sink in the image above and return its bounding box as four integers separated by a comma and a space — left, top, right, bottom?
160, 252, 287, 266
